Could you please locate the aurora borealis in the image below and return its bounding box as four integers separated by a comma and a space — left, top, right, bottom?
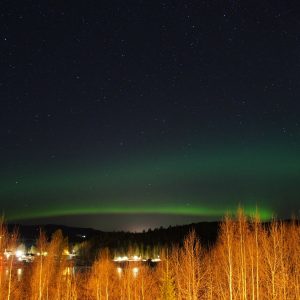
1, 142, 300, 229
1, 1, 300, 230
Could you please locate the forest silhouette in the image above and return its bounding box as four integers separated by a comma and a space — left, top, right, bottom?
0, 209, 299, 299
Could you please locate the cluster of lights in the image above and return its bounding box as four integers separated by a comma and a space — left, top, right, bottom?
114, 256, 129, 262
4, 250, 26, 261
2, 246, 77, 263
113, 255, 161, 263
15, 250, 26, 261
113, 254, 161, 278
3, 249, 33, 262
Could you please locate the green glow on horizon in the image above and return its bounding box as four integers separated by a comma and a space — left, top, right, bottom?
0, 144, 299, 223
7, 204, 272, 221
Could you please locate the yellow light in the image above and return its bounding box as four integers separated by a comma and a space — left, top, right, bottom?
15, 250, 24, 258
17, 268, 23, 282
132, 267, 139, 277
133, 255, 140, 261
151, 258, 161, 262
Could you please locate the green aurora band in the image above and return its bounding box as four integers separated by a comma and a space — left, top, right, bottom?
1, 144, 299, 222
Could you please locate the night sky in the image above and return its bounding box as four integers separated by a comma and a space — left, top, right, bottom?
1, 1, 300, 231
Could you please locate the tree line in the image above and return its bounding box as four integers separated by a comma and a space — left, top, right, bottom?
0, 209, 299, 299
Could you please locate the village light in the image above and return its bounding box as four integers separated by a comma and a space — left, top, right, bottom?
17, 268, 23, 281
132, 267, 139, 277
117, 267, 122, 275
4, 250, 11, 259
114, 255, 129, 261
15, 250, 24, 258
132, 255, 140, 261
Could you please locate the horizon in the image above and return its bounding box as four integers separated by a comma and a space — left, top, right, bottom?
7, 209, 296, 233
